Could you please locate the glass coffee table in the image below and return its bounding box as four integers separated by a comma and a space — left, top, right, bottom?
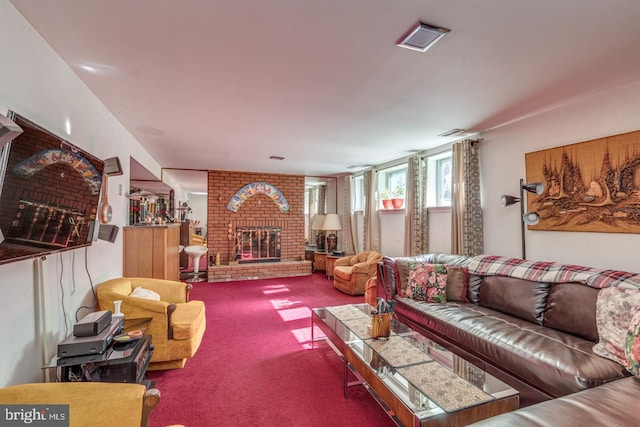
311, 304, 519, 427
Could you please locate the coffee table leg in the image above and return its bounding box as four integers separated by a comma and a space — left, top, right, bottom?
344, 358, 349, 398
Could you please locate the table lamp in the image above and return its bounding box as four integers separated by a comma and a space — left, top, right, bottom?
311, 214, 326, 251
322, 214, 342, 254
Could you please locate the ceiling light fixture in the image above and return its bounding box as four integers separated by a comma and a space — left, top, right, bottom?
397, 21, 450, 52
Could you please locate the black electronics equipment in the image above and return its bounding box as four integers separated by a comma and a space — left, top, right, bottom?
96, 335, 153, 383
73, 310, 112, 337
56, 347, 113, 367
57, 317, 123, 358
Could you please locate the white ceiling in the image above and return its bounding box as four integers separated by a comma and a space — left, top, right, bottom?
10, 1, 640, 193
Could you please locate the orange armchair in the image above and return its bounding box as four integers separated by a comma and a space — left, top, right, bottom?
97, 277, 206, 370
333, 251, 383, 295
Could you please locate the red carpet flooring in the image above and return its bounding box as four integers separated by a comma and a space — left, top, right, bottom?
147, 273, 395, 427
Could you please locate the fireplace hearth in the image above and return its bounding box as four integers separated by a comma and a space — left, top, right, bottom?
234, 226, 281, 263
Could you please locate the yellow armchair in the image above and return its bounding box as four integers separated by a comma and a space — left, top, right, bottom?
0, 382, 159, 427
333, 251, 383, 295
97, 277, 206, 370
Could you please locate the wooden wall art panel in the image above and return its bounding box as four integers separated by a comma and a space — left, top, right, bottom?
525, 129, 640, 233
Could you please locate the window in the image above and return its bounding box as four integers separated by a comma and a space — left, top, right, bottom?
352, 175, 364, 211
427, 152, 452, 207
378, 164, 407, 209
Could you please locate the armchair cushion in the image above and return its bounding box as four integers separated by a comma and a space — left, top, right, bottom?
172, 301, 206, 340
0, 382, 159, 427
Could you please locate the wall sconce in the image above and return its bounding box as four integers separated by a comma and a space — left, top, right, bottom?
500, 179, 544, 259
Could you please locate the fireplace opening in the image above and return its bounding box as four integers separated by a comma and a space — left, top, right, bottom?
234, 226, 281, 263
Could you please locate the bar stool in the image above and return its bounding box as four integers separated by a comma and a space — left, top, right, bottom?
184, 245, 208, 282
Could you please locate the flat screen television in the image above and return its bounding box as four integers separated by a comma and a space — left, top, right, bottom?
0, 112, 104, 266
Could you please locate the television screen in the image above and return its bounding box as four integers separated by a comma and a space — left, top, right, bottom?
0, 112, 104, 265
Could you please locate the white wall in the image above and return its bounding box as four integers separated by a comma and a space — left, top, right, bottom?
186, 193, 208, 231
0, 2, 161, 386
482, 80, 640, 272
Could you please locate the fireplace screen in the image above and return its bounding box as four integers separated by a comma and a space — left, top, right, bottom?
234, 226, 281, 263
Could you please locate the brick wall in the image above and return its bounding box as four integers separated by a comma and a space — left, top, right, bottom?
206, 170, 306, 264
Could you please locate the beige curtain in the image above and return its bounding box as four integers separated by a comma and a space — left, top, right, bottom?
344, 176, 357, 255
363, 169, 380, 252
404, 156, 428, 255
451, 139, 484, 256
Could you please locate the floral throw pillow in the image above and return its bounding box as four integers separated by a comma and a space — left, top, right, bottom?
626, 311, 640, 378
405, 262, 448, 303
593, 287, 640, 367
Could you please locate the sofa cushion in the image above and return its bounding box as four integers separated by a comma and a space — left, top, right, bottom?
627, 311, 640, 379
445, 265, 469, 302
171, 301, 206, 340
467, 376, 640, 427
478, 276, 550, 325
394, 297, 629, 397
544, 282, 600, 342
405, 263, 447, 303
594, 287, 640, 366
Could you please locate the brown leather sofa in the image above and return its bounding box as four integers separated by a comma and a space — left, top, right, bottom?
377, 253, 640, 424
333, 251, 382, 295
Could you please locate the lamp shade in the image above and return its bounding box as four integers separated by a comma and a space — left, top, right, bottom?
500, 195, 520, 207
523, 211, 541, 225
311, 214, 325, 230
522, 182, 544, 195
321, 214, 342, 231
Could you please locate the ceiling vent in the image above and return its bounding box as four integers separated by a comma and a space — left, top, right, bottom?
396, 22, 450, 52
439, 128, 466, 138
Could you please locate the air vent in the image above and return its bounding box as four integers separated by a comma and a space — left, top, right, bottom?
397, 22, 450, 52
438, 128, 466, 137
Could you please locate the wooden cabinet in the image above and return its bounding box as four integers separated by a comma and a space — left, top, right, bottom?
123, 225, 180, 281
326, 255, 341, 280
314, 252, 327, 272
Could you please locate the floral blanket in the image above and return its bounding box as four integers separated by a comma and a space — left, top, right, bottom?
467, 255, 640, 289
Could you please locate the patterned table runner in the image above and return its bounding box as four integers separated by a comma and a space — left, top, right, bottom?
397, 363, 494, 412
341, 317, 374, 339
367, 336, 432, 367
325, 304, 369, 321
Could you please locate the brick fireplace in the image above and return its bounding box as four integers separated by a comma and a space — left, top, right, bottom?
206, 170, 311, 282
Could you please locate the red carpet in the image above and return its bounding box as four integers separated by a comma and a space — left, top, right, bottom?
147, 273, 395, 427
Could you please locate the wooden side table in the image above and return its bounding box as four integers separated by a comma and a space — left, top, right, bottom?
314, 252, 327, 272
326, 255, 341, 280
